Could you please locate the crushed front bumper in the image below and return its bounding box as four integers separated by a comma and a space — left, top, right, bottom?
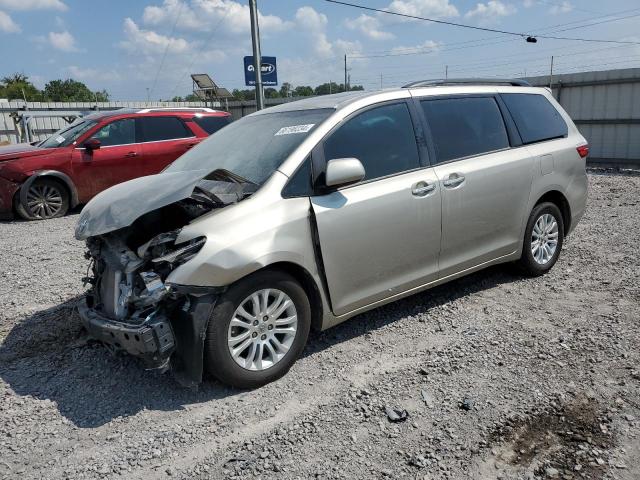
78, 301, 175, 370
0, 175, 19, 219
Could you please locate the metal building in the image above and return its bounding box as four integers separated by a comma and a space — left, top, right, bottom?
525, 67, 640, 168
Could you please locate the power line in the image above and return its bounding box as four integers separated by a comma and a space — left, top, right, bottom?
149, 1, 185, 99
324, 0, 640, 46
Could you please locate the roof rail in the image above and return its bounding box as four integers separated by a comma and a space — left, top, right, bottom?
136, 107, 220, 113
403, 78, 531, 88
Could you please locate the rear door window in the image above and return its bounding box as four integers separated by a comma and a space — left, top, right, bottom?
193, 115, 232, 135
140, 116, 193, 142
323, 102, 421, 182
90, 118, 136, 146
501, 93, 568, 144
420, 96, 509, 164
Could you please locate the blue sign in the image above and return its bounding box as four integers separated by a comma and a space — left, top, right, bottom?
244, 56, 278, 86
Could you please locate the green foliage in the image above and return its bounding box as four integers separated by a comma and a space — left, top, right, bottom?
0, 73, 110, 102
293, 86, 314, 96
0, 73, 43, 101
229, 82, 364, 101
44, 79, 110, 102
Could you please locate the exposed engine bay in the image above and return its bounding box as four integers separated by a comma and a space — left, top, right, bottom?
78, 170, 257, 386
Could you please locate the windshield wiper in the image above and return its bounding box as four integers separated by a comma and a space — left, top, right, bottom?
205, 168, 258, 186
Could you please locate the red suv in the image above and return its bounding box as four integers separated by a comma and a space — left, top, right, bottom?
0, 107, 231, 220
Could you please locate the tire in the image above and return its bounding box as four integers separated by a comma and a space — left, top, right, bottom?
204, 270, 311, 389
516, 202, 564, 276
16, 177, 69, 220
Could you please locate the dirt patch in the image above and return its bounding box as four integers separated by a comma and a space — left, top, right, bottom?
480, 397, 614, 479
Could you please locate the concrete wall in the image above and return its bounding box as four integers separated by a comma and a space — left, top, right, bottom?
525, 68, 640, 167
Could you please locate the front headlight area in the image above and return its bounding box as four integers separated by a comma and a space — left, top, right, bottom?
84, 231, 207, 324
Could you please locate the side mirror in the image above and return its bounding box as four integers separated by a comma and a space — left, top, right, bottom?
83, 138, 101, 152
325, 158, 365, 188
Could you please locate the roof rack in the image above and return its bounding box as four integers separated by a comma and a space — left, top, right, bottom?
403, 78, 531, 88
136, 107, 220, 113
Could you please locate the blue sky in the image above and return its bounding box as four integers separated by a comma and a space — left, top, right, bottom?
1, 0, 639, 100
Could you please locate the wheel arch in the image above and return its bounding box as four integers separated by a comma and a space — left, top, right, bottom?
18, 170, 80, 211
534, 189, 571, 234
255, 261, 325, 332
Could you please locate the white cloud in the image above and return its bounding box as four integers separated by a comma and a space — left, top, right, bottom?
295, 6, 362, 59
390, 39, 440, 55
386, 0, 459, 19
48, 30, 78, 51
142, 0, 291, 36
0, 0, 66, 10
120, 17, 190, 55
0, 10, 20, 32
67, 65, 120, 83
465, 1, 516, 24
345, 14, 394, 41
549, 1, 572, 14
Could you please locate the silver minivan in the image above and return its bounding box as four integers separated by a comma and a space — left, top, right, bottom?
76, 79, 589, 388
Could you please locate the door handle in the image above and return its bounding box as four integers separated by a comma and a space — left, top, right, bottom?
411, 181, 436, 197
185, 143, 197, 150
125, 151, 138, 158
442, 173, 465, 188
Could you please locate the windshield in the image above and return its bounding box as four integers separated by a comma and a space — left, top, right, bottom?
165, 108, 333, 185
39, 119, 97, 148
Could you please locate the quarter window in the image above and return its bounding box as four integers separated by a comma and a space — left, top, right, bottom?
323, 102, 421, 182
90, 118, 136, 147
501, 93, 568, 144
140, 117, 192, 142
192, 115, 232, 135
421, 97, 509, 163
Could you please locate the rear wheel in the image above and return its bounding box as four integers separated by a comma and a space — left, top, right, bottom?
204, 271, 311, 389
516, 202, 564, 276
16, 178, 69, 220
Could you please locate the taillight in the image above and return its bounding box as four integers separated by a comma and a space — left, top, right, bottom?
576, 145, 589, 158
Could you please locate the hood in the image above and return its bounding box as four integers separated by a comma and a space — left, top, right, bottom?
0, 143, 58, 161
75, 169, 210, 240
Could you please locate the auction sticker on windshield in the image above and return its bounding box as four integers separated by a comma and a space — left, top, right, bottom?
55, 135, 65, 144
274, 124, 315, 136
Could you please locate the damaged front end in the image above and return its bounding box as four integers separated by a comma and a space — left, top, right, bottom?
77, 170, 256, 386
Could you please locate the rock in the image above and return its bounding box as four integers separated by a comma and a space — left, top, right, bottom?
545, 467, 560, 478
384, 407, 409, 423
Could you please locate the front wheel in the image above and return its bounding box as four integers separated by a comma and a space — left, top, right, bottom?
516, 202, 564, 276
16, 178, 69, 220
204, 271, 311, 389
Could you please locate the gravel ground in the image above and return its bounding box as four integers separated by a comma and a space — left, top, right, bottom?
0, 171, 639, 480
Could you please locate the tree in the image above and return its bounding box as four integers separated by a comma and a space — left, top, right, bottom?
0, 73, 43, 101
171, 93, 201, 102
293, 86, 314, 97
314, 82, 345, 96
232, 88, 255, 101
264, 87, 280, 99
43, 79, 109, 102
279, 82, 292, 98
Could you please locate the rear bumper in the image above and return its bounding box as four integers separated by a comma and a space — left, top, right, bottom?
0, 176, 19, 217
78, 301, 176, 370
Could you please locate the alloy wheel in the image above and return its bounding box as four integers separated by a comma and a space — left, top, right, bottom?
227, 288, 298, 371
531, 213, 559, 265
26, 184, 64, 219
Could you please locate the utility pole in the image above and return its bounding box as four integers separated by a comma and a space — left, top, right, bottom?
549, 56, 554, 89
380, 73, 383, 89
445, 65, 448, 79
344, 54, 348, 92
146, 87, 150, 103
249, 0, 264, 110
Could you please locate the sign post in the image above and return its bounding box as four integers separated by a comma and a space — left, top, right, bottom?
248, 0, 264, 110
